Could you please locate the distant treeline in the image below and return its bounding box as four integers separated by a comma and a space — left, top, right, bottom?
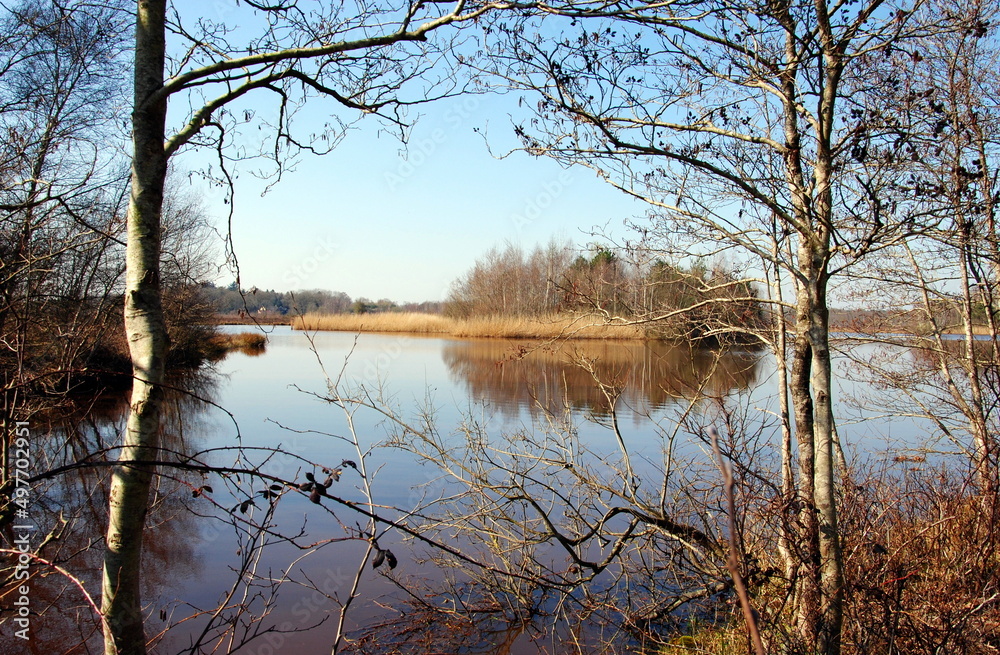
220, 240, 769, 344
203, 283, 443, 317
444, 241, 767, 344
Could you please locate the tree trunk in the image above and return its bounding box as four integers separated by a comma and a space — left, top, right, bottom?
790, 241, 843, 654
770, 238, 797, 586
808, 272, 843, 655
101, 1, 168, 653
790, 277, 820, 651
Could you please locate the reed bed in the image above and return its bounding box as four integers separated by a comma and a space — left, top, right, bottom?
291, 312, 648, 340
292, 312, 452, 334
450, 314, 644, 339
204, 331, 268, 357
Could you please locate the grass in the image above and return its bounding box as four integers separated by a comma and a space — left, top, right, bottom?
291, 312, 650, 340
657, 630, 745, 654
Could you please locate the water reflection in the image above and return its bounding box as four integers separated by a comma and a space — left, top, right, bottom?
6, 332, 766, 655
0, 371, 217, 654
442, 339, 762, 418
346, 610, 545, 655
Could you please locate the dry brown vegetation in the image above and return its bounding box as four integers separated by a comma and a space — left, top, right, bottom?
202, 331, 268, 358
291, 311, 650, 340
839, 469, 1000, 654
647, 465, 1000, 655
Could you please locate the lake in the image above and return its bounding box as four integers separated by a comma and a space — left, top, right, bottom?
21, 326, 937, 655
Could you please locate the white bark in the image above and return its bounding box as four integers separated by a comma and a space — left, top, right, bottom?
101, 0, 168, 652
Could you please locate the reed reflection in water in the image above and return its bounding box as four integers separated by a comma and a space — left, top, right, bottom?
442, 339, 762, 419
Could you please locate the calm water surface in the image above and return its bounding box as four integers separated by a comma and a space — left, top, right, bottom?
25, 326, 935, 654
172, 327, 771, 654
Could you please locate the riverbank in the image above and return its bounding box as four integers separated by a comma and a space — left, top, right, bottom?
256, 309, 1000, 343
291, 312, 648, 340
201, 331, 268, 358
211, 313, 292, 326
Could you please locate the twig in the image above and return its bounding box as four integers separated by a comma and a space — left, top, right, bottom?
709, 426, 767, 655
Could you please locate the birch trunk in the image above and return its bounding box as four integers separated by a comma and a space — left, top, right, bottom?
789, 253, 842, 654
101, 0, 168, 652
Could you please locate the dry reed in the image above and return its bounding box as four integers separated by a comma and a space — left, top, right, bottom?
291, 312, 648, 340
204, 331, 268, 357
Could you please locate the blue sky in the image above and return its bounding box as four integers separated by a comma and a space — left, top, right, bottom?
177, 89, 644, 303
162, 0, 649, 303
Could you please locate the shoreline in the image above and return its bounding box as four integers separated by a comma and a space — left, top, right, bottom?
290, 311, 652, 341
218, 311, 1000, 343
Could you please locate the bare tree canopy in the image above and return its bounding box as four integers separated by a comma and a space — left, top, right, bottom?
466, 0, 980, 651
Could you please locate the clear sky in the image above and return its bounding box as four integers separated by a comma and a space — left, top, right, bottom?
158, 0, 650, 303
176, 90, 645, 304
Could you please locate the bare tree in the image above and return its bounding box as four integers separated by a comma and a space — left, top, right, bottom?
0, 1, 133, 570
0, 0, 130, 394
336, 350, 782, 653
839, 0, 1000, 494
445, 239, 575, 317
472, 1, 948, 649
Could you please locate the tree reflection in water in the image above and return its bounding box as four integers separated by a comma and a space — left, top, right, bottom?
0, 371, 215, 654
349, 340, 768, 654
442, 339, 761, 418
1, 336, 767, 655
